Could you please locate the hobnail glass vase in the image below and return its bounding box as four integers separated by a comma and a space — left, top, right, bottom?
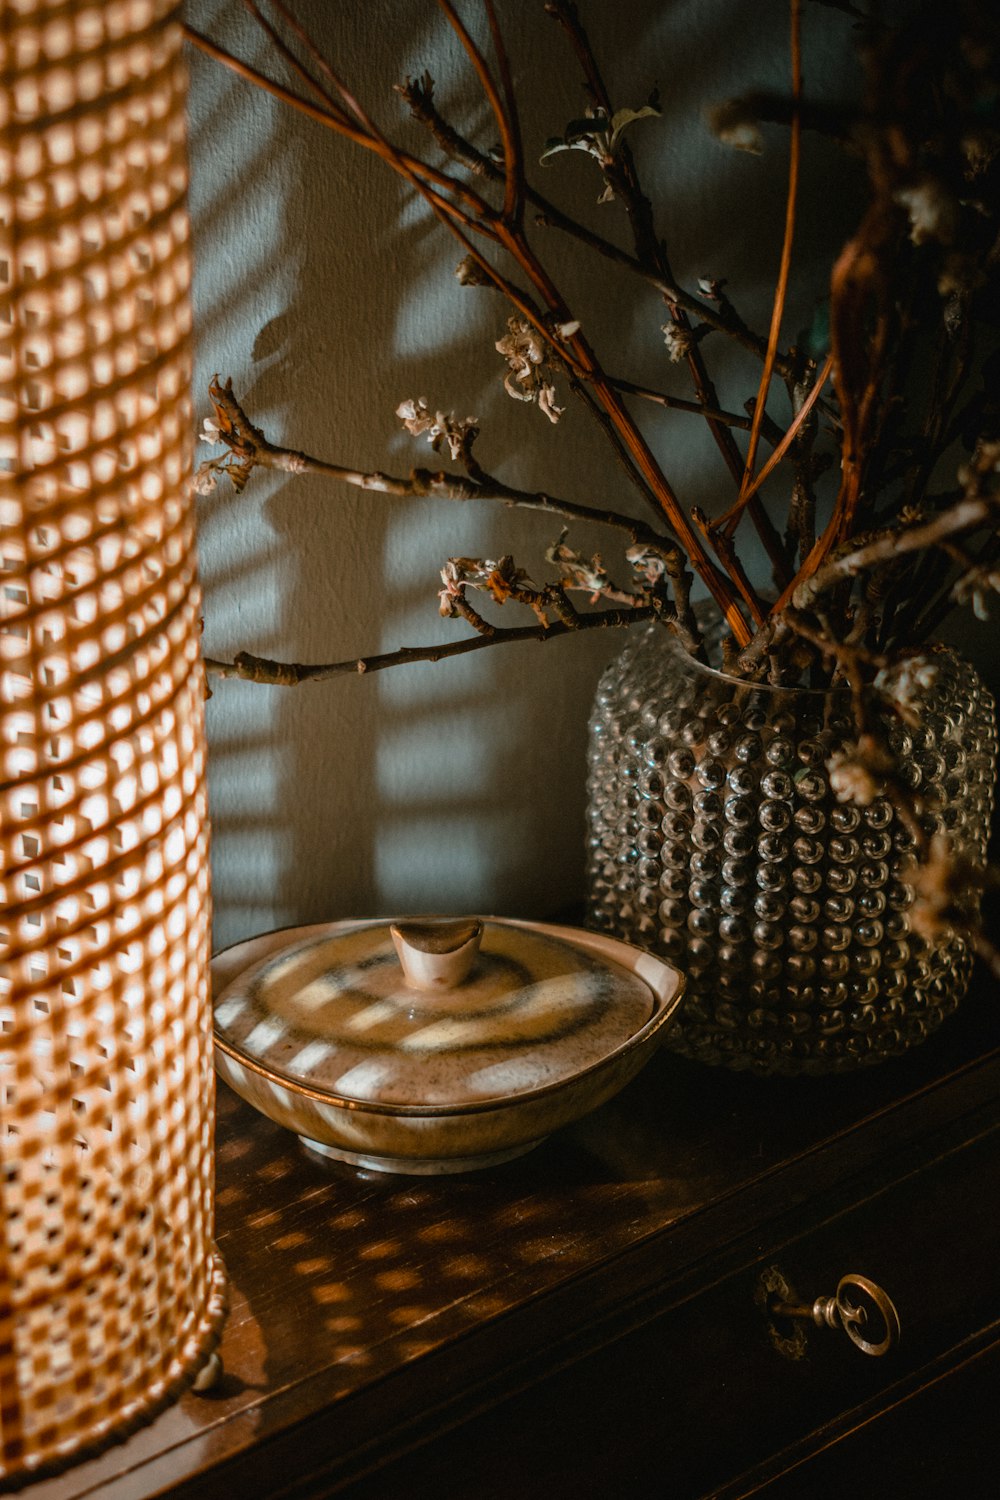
586, 623, 997, 1076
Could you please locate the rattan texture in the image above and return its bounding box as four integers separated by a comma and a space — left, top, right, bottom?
0, 1, 226, 1482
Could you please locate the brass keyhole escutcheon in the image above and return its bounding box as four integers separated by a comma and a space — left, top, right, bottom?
758, 1267, 901, 1359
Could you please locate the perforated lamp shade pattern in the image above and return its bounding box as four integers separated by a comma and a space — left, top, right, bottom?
0, 1, 226, 1481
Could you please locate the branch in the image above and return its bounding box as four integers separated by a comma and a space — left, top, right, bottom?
599, 376, 751, 431
184, 24, 492, 227
791, 495, 998, 615
739, 0, 803, 504
203, 603, 662, 686
713, 352, 834, 540
397, 70, 783, 367
198, 377, 680, 546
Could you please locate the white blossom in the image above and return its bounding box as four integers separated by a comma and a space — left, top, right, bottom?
827, 751, 879, 806
396, 397, 433, 434
894, 179, 958, 245
396, 398, 477, 459
874, 655, 941, 713
496, 319, 545, 382
626, 543, 669, 584
199, 417, 222, 445
495, 318, 563, 421
662, 323, 695, 363
952, 565, 1000, 621
538, 383, 565, 423
192, 466, 218, 495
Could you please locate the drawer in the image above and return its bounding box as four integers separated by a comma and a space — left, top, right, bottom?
323, 1105, 1000, 1499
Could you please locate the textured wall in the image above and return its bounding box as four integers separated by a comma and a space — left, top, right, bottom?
184, 2, 868, 949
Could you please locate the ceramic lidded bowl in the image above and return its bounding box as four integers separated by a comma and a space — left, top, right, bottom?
211, 916, 685, 1174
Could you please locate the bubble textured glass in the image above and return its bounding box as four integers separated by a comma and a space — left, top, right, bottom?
587, 624, 997, 1076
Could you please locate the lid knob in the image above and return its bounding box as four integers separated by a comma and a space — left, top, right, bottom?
390, 918, 483, 991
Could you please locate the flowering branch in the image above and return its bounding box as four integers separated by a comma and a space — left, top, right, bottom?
197, 378, 690, 551
189, 2, 1000, 695
202, 599, 662, 686
185, 7, 757, 644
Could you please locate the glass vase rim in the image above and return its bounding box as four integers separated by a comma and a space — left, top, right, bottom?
649, 620, 850, 701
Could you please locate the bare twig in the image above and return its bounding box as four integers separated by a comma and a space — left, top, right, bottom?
739, 0, 803, 504
791, 496, 999, 615
398, 70, 788, 371
203, 602, 663, 686
714, 353, 834, 540
199, 377, 684, 548
438, 0, 523, 224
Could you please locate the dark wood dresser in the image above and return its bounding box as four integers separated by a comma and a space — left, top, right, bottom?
19, 967, 1000, 1500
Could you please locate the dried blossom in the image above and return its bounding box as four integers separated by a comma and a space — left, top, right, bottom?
874, 655, 941, 719
626, 543, 672, 585
828, 754, 879, 806
455, 255, 495, 288
826, 732, 894, 806
193, 449, 253, 496
707, 98, 764, 155
495, 318, 564, 422
663, 324, 697, 364
438, 554, 534, 616
908, 834, 985, 943
396, 398, 478, 460
545, 533, 635, 605
894, 178, 959, 246
952, 564, 1000, 620
192, 466, 218, 495
537, 383, 565, 422
495, 319, 544, 387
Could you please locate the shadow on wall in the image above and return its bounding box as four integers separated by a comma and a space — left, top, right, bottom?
187, 1, 867, 951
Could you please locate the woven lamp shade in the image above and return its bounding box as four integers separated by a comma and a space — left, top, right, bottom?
1, 0, 226, 1481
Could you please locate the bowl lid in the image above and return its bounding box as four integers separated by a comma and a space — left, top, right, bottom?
213, 916, 658, 1109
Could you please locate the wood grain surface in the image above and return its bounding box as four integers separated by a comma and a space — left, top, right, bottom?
16, 970, 1000, 1500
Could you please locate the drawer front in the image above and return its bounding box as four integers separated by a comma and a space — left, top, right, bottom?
694, 1118, 1000, 1491
323, 1109, 1000, 1499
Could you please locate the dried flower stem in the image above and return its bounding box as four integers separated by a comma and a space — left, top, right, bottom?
605, 377, 754, 432
740, 0, 802, 504
202, 377, 682, 548
713, 353, 834, 540
191, 13, 756, 641
792, 496, 999, 616
203, 601, 662, 686
397, 71, 789, 373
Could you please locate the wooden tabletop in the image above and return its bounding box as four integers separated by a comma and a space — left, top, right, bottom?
18, 959, 1000, 1500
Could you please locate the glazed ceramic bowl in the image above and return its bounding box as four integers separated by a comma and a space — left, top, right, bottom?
211, 917, 684, 1174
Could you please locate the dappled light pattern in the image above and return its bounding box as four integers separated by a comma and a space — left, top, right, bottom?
0, 1, 225, 1482
211, 1081, 621, 1381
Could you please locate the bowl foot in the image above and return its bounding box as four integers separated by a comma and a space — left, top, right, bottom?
298, 1135, 542, 1175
